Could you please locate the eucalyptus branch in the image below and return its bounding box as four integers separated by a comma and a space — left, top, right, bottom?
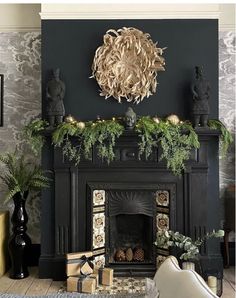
155, 229, 224, 261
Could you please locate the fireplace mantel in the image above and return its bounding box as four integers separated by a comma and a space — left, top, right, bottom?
39, 128, 222, 280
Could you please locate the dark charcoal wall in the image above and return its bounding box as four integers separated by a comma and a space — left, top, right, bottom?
40, 20, 220, 267
42, 19, 218, 120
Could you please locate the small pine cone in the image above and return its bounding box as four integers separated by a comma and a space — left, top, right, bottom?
126, 248, 133, 262
133, 247, 145, 262
115, 249, 126, 261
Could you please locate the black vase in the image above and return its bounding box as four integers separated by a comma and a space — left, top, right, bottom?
8, 191, 32, 279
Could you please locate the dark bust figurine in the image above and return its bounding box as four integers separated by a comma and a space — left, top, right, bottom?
46, 68, 65, 127
191, 66, 210, 127
124, 107, 137, 130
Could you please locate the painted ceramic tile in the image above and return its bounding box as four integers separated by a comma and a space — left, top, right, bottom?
156, 213, 169, 231
93, 231, 105, 249
156, 190, 169, 206
93, 254, 106, 267
93, 213, 105, 230
93, 190, 106, 206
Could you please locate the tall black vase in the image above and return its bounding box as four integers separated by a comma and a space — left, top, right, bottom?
8, 191, 32, 279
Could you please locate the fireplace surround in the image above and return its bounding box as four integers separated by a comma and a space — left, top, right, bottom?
89, 183, 175, 276
39, 129, 223, 280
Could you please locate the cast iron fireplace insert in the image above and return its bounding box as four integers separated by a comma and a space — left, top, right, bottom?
107, 190, 155, 268
89, 182, 174, 277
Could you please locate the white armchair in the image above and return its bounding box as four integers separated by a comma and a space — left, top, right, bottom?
153, 256, 218, 298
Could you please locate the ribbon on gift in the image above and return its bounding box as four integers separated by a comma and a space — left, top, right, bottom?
98, 265, 104, 284
77, 275, 97, 293
79, 255, 94, 276
66, 254, 94, 276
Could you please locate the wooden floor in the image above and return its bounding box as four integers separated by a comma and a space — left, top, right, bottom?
0, 267, 235, 297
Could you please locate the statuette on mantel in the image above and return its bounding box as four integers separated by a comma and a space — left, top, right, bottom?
46, 68, 65, 127
191, 66, 210, 128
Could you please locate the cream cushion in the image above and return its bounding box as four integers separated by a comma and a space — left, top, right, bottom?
153, 256, 218, 298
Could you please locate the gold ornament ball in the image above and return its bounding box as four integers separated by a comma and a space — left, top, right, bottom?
166, 114, 180, 125
153, 116, 160, 124
77, 121, 85, 129
65, 115, 75, 123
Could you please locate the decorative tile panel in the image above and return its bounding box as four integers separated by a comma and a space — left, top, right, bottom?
92, 190, 106, 261
93, 190, 106, 206
93, 232, 105, 249
156, 189, 170, 268
93, 254, 106, 267
155, 190, 169, 206
156, 213, 169, 231
93, 212, 105, 249
93, 213, 105, 230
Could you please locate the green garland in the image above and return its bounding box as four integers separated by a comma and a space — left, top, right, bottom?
23, 116, 233, 176
52, 120, 124, 165
135, 117, 200, 176
208, 119, 233, 157
23, 118, 49, 155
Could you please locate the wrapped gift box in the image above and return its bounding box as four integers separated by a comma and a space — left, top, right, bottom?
90, 272, 99, 287
67, 276, 96, 294
0, 211, 9, 277
95, 267, 114, 286
66, 251, 93, 277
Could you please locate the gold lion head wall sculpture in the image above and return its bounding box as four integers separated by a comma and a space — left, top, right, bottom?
91, 27, 166, 104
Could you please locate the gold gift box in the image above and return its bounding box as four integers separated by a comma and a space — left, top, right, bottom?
95, 267, 114, 286
0, 211, 9, 277
67, 276, 96, 294
66, 251, 93, 277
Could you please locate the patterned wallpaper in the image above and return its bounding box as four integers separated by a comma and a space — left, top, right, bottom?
219, 31, 235, 191
219, 31, 235, 239
0, 30, 234, 244
0, 32, 41, 243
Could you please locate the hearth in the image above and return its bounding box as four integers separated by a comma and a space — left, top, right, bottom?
39, 129, 223, 280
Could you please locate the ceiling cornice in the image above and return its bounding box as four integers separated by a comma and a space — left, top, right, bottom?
40, 4, 221, 20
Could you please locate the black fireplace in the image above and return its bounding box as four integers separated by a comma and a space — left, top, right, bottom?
39, 129, 223, 280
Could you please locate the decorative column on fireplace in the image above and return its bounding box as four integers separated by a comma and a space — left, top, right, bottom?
39, 129, 223, 281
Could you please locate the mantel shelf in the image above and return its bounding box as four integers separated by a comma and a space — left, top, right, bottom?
42, 126, 221, 138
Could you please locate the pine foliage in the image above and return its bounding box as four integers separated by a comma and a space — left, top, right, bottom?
23, 116, 232, 176
23, 119, 48, 155
208, 119, 233, 157
135, 117, 200, 176
52, 120, 124, 165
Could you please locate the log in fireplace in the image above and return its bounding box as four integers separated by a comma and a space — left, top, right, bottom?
39, 129, 223, 280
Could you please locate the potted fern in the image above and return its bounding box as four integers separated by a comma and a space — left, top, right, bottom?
0, 152, 50, 279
